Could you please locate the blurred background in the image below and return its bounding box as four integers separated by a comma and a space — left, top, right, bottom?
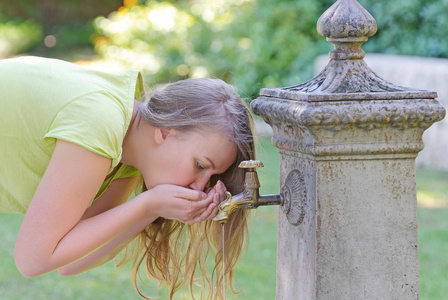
3, 0, 448, 97
1, 0, 448, 299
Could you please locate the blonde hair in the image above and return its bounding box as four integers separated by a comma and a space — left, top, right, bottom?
121, 78, 256, 299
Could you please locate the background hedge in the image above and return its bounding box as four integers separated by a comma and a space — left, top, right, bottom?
1, 0, 447, 97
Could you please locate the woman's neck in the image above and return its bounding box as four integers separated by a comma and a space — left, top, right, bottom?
121, 100, 156, 168
121, 100, 140, 166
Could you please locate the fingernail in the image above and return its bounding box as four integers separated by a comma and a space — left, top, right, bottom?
202, 192, 207, 199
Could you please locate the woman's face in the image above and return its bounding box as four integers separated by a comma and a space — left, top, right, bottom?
141, 129, 238, 191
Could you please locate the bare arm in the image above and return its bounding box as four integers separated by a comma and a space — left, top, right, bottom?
14, 140, 217, 277
57, 175, 145, 275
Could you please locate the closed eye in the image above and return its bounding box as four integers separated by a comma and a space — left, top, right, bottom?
196, 161, 205, 170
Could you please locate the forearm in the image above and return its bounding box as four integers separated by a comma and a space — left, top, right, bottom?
53, 194, 158, 272
15, 193, 157, 277
16, 180, 214, 277
57, 213, 152, 275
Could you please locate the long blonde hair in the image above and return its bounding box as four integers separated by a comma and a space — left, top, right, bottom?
121, 78, 256, 299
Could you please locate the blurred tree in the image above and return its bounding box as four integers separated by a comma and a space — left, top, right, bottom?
0, 0, 123, 28
93, 0, 448, 98
0, 19, 42, 58
94, 0, 335, 97
362, 0, 448, 58
0, 0, 124, 57
3, 0, 448, 97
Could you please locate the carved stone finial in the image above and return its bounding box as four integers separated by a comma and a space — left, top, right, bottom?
259, 0, 429, 96
317, 0, 377, 60
318, 0, 377, 39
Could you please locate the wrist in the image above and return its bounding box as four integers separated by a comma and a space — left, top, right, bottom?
136, 189, 161, 221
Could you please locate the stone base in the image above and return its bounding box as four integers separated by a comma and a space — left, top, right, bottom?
276, 154, 419, 300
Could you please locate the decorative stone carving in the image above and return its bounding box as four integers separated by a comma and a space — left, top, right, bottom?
280, 0, 411, 94
279, 60, 413, 94
258, 0, 444, 98
252, 98, 445, 132
317, 0, 377, 42
281, 170, 307, 225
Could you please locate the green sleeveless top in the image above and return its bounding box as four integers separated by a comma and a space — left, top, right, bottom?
0, 56, 143, 213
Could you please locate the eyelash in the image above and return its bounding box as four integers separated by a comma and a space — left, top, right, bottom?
196, 161, 205, 170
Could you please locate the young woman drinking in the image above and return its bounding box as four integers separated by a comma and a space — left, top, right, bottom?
0, 56, 255, 299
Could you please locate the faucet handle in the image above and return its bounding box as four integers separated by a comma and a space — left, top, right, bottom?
238, 160, 264, 170
239, 160, 262, 190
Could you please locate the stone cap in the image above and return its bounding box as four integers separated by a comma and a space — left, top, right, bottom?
260, 88, 438, 102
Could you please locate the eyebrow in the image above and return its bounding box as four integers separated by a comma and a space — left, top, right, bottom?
205, 157, 216, 170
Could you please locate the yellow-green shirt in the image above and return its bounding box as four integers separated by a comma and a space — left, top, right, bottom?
0, 56, 143, 213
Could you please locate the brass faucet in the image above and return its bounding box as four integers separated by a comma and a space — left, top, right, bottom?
213, 160, 282, 224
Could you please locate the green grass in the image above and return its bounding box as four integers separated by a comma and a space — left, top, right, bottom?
1, 137, 448, 299
0, 212, 148, 299
418, 208, 448, 300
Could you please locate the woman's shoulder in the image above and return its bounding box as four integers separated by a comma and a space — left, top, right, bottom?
44, 91, 134, 168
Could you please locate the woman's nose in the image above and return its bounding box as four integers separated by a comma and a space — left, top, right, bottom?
189, 175, 210, 191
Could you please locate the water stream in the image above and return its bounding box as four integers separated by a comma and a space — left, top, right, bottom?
221, 224, 226, 300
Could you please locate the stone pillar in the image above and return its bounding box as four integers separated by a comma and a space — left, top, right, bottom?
251, 0, 445, 299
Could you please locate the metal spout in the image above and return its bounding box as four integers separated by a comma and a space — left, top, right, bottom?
213, 160, 282, 224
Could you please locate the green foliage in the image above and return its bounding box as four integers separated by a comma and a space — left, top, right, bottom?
93, 0, 448, 98
94, 0, 334, 97
0, 0, 123, 25
0, 19, 42, 58
0, 0, 123, 57
360, 0, 448, 58
3, 0, 448, 94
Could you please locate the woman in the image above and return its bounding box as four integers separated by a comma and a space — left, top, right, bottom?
0, 56, 255, 299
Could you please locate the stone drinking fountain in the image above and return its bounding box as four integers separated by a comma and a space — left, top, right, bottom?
215, 0, 445, 298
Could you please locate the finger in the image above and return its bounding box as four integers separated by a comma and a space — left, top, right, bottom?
200, 193, 219, 218
177, 187, 207, 201
189, 202, 217, 224
216, 181, 227, 201
207, 194, 220, 219
214, 180, 223, 191
186, 191, 216, 223
212, 188, 220, 205
194, 199, 212, 215
188, 190, 215, 214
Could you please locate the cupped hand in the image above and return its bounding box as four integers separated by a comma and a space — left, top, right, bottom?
205, 180, 229, 220
145, 184, 218, 225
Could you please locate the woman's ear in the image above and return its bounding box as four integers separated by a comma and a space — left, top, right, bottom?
154, 128, 172, 145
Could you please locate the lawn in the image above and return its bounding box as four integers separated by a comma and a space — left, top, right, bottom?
0, 137, 447, 299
